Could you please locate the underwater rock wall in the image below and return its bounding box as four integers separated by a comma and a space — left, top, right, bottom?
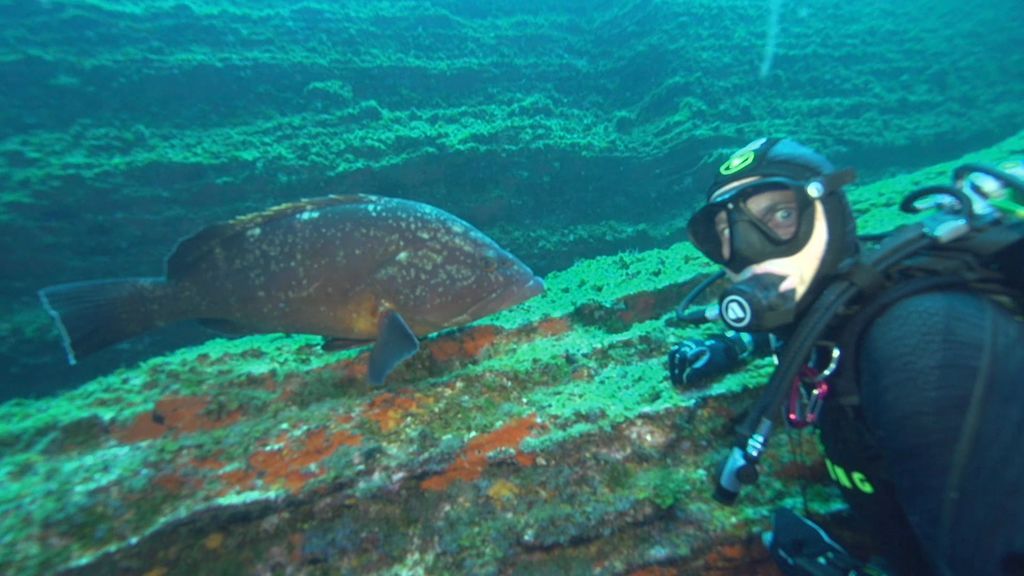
2, 135, 1022, 574
0, 239, 841, 576
2, 1, 1023, 390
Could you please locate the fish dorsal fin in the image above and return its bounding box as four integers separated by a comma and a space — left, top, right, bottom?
166, 194, 375, 278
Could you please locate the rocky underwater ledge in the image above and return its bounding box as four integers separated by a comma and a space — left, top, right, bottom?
2, 239, 836, 576
3, 130, 1024, 575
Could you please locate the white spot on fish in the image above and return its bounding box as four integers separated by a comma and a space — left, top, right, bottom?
396, 251, 410, 263
246, 227, 262, 239
296, 210, 320, 221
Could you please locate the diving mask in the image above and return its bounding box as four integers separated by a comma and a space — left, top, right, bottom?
687, 177, 828, 273
687, 172, 856, 332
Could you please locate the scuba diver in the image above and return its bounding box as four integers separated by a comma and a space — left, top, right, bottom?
668, 137, 1024, 576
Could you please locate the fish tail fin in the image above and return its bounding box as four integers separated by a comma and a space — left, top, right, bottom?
38, 277, 179, 364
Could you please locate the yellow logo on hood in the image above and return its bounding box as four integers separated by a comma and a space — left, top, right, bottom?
720, 150, 756, 175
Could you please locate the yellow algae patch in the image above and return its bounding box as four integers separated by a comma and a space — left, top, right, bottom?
363, 391, 432, 433
487, 479, 519, 502
204, 532, 225, 550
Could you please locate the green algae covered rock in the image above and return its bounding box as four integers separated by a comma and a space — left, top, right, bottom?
1, 237, 838, 575
2, 0, 1024, 571
3, 127, 1023, 576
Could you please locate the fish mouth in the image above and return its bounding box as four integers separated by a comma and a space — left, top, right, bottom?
495, 275, 545, 310
457, 275, 545, 324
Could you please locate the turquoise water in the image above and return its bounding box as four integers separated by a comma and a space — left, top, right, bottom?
4, 0, 1022, 399
1, 2, 1023, 574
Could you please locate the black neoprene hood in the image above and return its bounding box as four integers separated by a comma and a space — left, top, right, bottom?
706, 137, 836, 199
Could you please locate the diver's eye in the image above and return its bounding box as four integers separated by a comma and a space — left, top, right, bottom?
774, 206, 795, 222
757, 203, 798, 240
743, 188, 799, 240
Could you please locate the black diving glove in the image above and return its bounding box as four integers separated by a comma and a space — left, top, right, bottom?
667, 332, 749, 387
763, 508, 881, 576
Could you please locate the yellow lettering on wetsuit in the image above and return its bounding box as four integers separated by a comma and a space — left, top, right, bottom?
825, 458, 875, 495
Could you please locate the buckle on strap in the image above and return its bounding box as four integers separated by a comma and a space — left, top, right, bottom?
786, 343, 840, 428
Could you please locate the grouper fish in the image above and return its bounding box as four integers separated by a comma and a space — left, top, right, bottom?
39, 194, 544, 384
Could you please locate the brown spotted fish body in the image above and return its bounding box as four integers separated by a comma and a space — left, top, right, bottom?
39, 195, 544, 383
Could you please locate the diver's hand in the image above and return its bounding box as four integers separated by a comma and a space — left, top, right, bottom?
668, 335, 744, 387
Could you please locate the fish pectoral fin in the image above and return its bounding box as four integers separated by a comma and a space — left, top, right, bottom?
321, 337, 369, 352
368, 310, 420, 386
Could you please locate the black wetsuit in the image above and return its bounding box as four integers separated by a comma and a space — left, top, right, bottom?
817, 288, 1024, 575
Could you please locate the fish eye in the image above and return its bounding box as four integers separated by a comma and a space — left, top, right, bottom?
476, 249, 503, 272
